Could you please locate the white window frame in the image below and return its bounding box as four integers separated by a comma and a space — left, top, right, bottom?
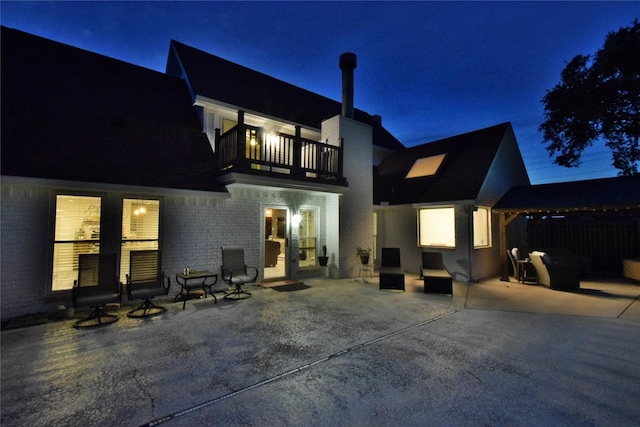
473, 206, 492, 248
120, 198, 160, 280
298, 207, 318, 268
51, 194, 102, 293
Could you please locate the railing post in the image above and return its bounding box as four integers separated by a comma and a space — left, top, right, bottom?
237, 110, 246, 162
293, 125, 302, 177
214, 128, 221, 166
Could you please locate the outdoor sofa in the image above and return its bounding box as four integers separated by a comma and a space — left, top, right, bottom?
529, 251, 581, 290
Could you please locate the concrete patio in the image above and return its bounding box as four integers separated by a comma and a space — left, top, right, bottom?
2, 275, 639, 426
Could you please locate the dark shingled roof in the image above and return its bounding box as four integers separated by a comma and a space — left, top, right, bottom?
494, 175, 640, 213
166, 40, 405, 151
1, 27, 225, 193
374, 122, 513, 205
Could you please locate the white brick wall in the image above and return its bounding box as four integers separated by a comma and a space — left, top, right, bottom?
322, 116, 373, 278
1, 179, 57, 320
1, 177, 340, 320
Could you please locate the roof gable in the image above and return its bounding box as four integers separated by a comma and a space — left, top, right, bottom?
167, 40, 405, 151
375, 122, 513, 205
1, 27, 224, 193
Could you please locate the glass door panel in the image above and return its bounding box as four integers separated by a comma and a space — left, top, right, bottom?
264, 207, 287, 280
298, 209, 317, 267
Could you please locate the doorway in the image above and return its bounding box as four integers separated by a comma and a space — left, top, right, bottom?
264, 207, 288, 280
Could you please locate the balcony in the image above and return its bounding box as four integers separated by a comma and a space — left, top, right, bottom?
215, 115, 346, 187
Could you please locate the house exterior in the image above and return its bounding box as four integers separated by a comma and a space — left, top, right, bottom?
1, 27, 405, 320
373, 123, 531, 281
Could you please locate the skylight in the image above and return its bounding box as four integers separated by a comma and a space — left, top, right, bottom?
405, 153, 447, 179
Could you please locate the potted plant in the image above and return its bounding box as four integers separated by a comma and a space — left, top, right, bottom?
318, 245, 329, 266
356, 247, 371, 265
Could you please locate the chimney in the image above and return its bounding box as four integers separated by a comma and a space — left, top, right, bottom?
339, 52, 357, 118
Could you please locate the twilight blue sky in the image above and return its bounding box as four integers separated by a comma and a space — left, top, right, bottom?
2, 1, 638, 184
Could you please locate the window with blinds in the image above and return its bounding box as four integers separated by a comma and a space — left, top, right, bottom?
120, 199, 160, 280
51, 195, 101, 292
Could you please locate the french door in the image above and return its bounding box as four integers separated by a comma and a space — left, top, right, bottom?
264, 207, 288, 280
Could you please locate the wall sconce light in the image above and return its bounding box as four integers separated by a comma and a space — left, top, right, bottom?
292, 213, 302, 227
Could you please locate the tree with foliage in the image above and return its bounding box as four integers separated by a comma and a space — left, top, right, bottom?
540, 19, 639, 175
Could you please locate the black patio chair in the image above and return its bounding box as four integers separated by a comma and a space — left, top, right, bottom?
126, 250, 170, 317
72, 253, 122, 328
220, 246, 258, 300
420, 252, 452, 294
379, 247, 405, 291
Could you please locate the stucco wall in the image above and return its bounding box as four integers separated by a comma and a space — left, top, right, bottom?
375, 203, 481, 282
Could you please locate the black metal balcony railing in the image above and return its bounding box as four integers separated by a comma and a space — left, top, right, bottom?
216, 123, 346, 185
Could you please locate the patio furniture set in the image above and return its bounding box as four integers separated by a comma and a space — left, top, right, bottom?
379, 248, 453, 295
71, 246, 257, 328
508, 247, 592, 290
71, 243, 604, 329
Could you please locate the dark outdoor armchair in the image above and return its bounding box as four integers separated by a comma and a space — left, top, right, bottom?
529, 251, 580, 290
126, 250, 170, 317
420, 252, 452, 294
221, 246, 258, 300
72, 253, 122, 328
379, 247, 405, 291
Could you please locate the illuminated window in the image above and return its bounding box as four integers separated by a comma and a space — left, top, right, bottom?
121, 199, 160, 279
418, 207, 455, 247
51, 195, 101, 292
406, 154, 447, 179
473, 207, 492, 248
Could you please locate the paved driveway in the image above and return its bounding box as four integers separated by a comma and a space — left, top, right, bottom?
2, 276, 639, 426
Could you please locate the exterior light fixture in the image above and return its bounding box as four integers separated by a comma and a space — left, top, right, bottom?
292, 213, 302, 227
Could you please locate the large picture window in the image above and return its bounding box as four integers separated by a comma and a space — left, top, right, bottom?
473, 207, 492, 248
121, 199, 160, 280
418, 207, 455, 248
51, 195, 101, 292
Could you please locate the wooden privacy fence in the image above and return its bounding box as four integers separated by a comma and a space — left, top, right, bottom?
527, 214, 640, 275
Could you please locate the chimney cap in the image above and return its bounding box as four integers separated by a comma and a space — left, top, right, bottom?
339, 52, 357, 70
